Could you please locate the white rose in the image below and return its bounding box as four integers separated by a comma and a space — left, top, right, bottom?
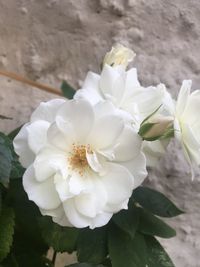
174, 80, 200, 167
102, 43, 135, 69
75, 65, 174, 167
14, 99, 147, 229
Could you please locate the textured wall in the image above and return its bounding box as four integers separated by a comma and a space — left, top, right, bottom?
0, 1, 200, 266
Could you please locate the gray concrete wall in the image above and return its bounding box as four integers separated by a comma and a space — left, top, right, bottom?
0, 1, 200, 266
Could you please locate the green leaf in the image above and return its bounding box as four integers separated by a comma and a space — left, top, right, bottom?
1, 253, 19, 267
13, 238, 52, 267
10, 159, 25, 179
0, 190, 2, 215
0, 133, 13, 186
0, 206, 15, 262
77, 227, 108, 264
5, 131, 25, 179
61, 80, 76, 99
8, 125, 22, 140
133, 187, 184, 218
138, 208, 176, 239
109, 224, 147, 267
66, 264, 106, 267
112, 205, 139, 238
8, 179, 47, 254
39, 216, 79, 253
145, 235, 175, 267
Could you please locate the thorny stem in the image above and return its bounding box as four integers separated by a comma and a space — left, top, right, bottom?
52, 251, 57, 266
0, 70, 62, 96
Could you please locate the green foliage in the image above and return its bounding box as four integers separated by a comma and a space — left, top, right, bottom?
61, 80, 76, 99
1, 253, 18, 267
145, 235, 175, 267
0, 206, 15, 262
138, 208, 176, 239
66, 264, 106, 267
8, 179, 48, 253
109, 224, 147, 267
133, 186, 184, 217
39, 216, 79, 253
11, 233, 52, 267
0, 190, 2, 215
112, 204, 139, 238
8, 126, 22, 140
0, 133, 13, 186
77, 227, 108, 264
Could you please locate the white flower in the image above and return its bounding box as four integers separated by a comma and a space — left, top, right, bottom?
102, 43, 135, 69
14, 99, 147, 229
75, 65, 174, 166
174, 80, 200, 167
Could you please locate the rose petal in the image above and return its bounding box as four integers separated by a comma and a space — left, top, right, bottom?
27, 120, 49, 154
119, 153, 147, 188
63, 199, 91, 228
113, 126, 142, 161
89, 115, 124, 150
100, 162, 133, 212
13, 123, 35, 167
31, 99, 65, 123
56, 99, 95, 143
23, 165, 61, 210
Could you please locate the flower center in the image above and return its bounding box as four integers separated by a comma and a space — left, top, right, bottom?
68, 144, 92, 175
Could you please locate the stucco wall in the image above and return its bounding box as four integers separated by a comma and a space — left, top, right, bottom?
0, 1, 200, 266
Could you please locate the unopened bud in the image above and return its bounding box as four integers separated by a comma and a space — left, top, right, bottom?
139, 115, 174, 141
102, 43, 136, 69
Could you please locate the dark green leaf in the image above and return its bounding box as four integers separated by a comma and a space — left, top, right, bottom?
145, 235, 175, 267
0, 189, 2, 215
13, 242, 52, 267
0, 206, 15, 262
0, 133, 13, 186
5, 130, 25, 179
133, 187, 183, 217
1, 253, 19, 267
77, 227, 107, 264
112, 205, 139, 238
10, 159, 25, 179
8, 125, 22, 140
101, 258, 112, 267
8, 179, 48, 254
39, 216, 79, 253
109, 224, 147, 267
61, 80, 76, 99
138, 208, 176, 239
66, 264, 105, 267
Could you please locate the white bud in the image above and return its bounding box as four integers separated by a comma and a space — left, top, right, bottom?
140, 115, 174, 140
102, 43, 136, 69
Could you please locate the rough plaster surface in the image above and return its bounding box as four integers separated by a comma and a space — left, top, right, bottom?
0, 1, 200, 266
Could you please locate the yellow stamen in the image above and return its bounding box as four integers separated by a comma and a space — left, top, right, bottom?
68, 144, 92, 176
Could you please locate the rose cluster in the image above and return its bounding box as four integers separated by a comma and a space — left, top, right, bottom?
13, 44, 200, 229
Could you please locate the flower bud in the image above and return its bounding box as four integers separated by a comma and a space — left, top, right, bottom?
102, 43, 136, 69
139, 115, 174, 141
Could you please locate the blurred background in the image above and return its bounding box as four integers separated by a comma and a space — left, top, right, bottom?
0, 1, 200, 266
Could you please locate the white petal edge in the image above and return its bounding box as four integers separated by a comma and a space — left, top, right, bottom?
23, 165, 61, 210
